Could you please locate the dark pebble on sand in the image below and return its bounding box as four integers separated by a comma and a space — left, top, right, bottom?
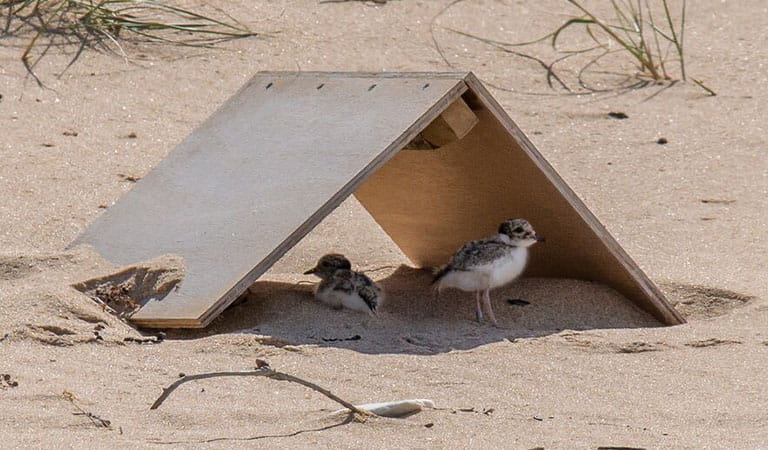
507, 299, 530, 306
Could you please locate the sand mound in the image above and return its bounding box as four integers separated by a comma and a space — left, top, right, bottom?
661, 282, 755, 320
5, 287, 136, 346
0, 248, 182, 346
72, 254, 185, 319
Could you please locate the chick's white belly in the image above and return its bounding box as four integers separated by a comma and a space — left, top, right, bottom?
440, 248, 528, 291
487, 249, 528, 288
438, 269, 490, 291
342, 294, 375, 314
316, 286, 372, 314
315, 285, 344, 307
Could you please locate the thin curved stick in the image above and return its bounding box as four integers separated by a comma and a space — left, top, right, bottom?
429, 0, 468, 69
149, 414, 356, 445
150, 368, 370, 418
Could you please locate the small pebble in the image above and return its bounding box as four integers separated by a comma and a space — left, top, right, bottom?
507, 299, 530, 307
608, 111, 628, 119
118, 174, 140, 182
657, 137, 668, 144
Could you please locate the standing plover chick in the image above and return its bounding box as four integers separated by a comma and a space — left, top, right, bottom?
432, 219, 545, 326
304, 254, 383, 315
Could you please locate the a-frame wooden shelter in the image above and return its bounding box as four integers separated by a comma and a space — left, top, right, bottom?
72, 72, 684, 328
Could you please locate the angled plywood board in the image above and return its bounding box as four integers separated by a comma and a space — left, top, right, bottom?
72, 71, 684, 328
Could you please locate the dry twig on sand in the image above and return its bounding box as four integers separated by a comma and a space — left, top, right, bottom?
62, 390, 113, 429
150, 364, 370, 420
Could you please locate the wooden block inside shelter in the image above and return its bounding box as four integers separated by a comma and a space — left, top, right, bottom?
419, 96, 479, 147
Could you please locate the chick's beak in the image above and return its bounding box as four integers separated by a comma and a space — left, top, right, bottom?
535, 235, 546, 243
303, 267, 317, 275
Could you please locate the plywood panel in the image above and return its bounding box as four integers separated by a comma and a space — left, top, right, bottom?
355, 107, 613, 274
72, 72, 468, 327
464, 74, 683, 325
355, 75, 683, 325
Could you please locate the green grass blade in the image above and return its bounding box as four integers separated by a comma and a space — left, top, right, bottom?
445, 26, 555, 48
551, 17, 594, 50
662, 0, 685, 80
609, 0, 641, 48
645, 0, 668, 78
566, 0, 659, 79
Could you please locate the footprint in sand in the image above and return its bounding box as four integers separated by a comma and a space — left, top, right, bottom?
661, 282, 755, 320
613, 341, 664, 353
684, 338, 742, 348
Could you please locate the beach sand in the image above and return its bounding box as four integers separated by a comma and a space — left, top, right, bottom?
1, 1, 766, 447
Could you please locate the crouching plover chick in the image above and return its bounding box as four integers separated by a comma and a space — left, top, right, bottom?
432, 219, 545, 326
304, 254, 383, 315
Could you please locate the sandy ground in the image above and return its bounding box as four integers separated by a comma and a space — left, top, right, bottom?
1, 0, 767, 448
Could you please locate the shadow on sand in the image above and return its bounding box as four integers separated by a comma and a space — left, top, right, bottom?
166, 265, 661, 354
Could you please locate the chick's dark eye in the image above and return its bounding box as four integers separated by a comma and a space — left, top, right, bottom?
513, 226, 524, 233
